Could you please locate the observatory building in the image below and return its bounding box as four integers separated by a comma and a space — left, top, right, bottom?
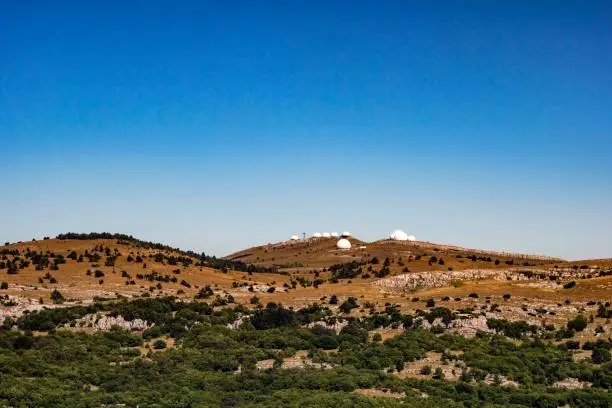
389, 229, 416, 241
389, 229, 409, 241
313, 232, 322, 238
322, 232, 331, 238
331, 232, 340, 238
340, 231, 352, 238
336, 238, 351, 249
290, 235, 300, 241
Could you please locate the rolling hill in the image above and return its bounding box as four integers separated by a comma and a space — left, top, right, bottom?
225, 236, 564, 275
1, 233, 610, 313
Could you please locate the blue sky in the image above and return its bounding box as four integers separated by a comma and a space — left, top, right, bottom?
1, 1, 611, 259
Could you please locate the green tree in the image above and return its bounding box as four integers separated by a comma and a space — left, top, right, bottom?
433, 367, 445, 380
50, 289, 65, 304
153, 339, 167, 349
567, 315, 588, 332
592, 348, 611, 364
339, 297, 358, 314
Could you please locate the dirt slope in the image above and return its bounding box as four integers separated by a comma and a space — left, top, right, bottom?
0, 238, 288, 302
225, 237, 564, 276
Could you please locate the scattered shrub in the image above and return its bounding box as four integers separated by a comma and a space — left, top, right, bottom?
563, 281, 577, 289
50, 289, 65, 304
567, 315, 588, 332
153, 339, 167, 350
339, 297, 359, 314
592, 348, 611, 364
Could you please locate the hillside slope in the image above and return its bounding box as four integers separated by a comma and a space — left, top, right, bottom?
2, 233, 609, 313
225, 236, 564, 276
0, 235, 285, 303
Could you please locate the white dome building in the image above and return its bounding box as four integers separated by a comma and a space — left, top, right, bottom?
340, 231, 352, 238
322, 232, 331, 238
389, 230, 409, 241
290, 235, 300, 241
407, 235, 416, 241
336, 238, 351, 249
331, 232, 340, 238
313, 232, 322, 238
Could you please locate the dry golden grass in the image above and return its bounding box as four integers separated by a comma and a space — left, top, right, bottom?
1, 237, 610, 324
0, 239, 290, 302
414, 277, 612, 302
226, 237, 565, 277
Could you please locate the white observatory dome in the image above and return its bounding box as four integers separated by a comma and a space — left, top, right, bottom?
407, 235, 416, 241
336, 238, 351, 249
322, 232, 331, 238
389, 230, 409, 241
313, 232, 322, 238
341, 231, 352, 238
290, 235, 300, 241
331, 232, 340, 238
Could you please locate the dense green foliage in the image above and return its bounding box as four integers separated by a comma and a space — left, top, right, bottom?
486, 318, 538, 339
1, 297, 611, 407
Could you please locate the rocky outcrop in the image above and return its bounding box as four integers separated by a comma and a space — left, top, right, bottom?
236, 284, 287, 293
69, 314, 150, 331
483, 374, 519, 388
256, 351, 333, 370
553, 378, 592, 389
307, 319, 349, 334
0, 295, 63, 325
373, 267, 611, 292
373, 269, 514, 291
420, 315, 492, 338
227, 315, 250, 330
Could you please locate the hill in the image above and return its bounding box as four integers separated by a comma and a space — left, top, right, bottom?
0, 234, 285, 304
2, 233, 611, 325
222, 237, 612, 321
225, 236, 564, 276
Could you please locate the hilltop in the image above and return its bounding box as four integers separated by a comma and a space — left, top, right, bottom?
225, 235, 563, 275
222, 235, 612, 305
0, 233, 283, 304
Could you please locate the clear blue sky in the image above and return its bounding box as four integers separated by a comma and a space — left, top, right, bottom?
1, 1, 611, 259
